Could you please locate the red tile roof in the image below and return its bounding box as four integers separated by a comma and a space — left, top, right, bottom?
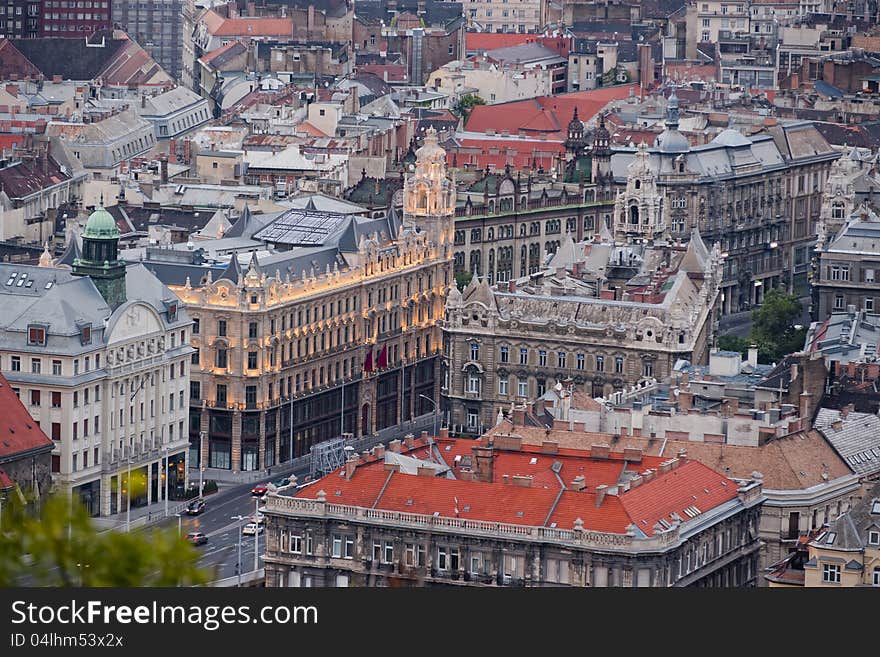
200, 40, 243, 65
0, 468, 13, 490
466, 33, 537, 52
203, 10, 293, 37
0, 372, 54, 462
294, 437, 740, 536
445, 136, 565, 171
0, 149, 70, 200
464, 84, 640, 138
0, 40, 41, 79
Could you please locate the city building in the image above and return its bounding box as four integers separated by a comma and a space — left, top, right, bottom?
0, 206, 193, 516
802, 480, 880, 587
813, 206, 880, 319
0, 135, 88, 245
484, 407, 859, 584
111, 0, 184, 81
1, 0, 42, 39
608, 93, 838, 309
41, 0, 111, 37
813, 406, 880, 482
46, 106, 157, 179
262, 433, 765, 587
442, 227, 723, 434
0, 370, 54, 503
141, 127, 454, 473
137, 86, 212, 140
463, 0, 545, 33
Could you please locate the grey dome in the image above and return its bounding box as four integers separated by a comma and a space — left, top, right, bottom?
712, 128, 751, 147
655, 129, 690, 153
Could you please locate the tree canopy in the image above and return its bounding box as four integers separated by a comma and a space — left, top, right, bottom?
453, 94, 486, 123
0, 494, 210, 587
715, 290, 807, 365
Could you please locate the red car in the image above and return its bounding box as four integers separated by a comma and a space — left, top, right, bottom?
251, 483, 268, 496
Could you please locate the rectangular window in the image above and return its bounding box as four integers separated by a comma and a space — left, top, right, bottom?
30, 389, 40, 406
577, 353, 585, 370
11, 356, 19, 371
248, 351, 258, 369
218, 320, 227, 337
517, 378, 528, 397
193, 318, 199, 334
822, 563, 840, 583
51, 391, 61, 407
499, 376, 509, 395
615, 357, 624, 374
596, 355, 604, 372
557, 352, 566, 368
519, 348, 528, 365
52, 360, 62, 376
290, 534, 302, 554
28, 326, 46, 346
500, 346, 509, 363
31, 358, 41, 374
538, 350, 547, 367
643, 361, 654, 378
216, 384, 227, 406
249, 322, 258, 339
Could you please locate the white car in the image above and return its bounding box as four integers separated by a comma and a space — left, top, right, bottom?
242, 522, 264, 536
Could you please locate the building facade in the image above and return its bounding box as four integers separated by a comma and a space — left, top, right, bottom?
442, 229, 723, 434
814, 206, 880, 319
111, 0, 184, 81
0, 208, 192, 516
40, 0, 111, 36
262, 434, 765, 587
154, 127, 454, 473
608, 95, 838, 312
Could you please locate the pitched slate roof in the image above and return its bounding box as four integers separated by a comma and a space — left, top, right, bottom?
814, 408, 880, 477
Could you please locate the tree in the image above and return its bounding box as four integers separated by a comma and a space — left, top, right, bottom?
747, 288, 807, 363
453, 94, 486, 124
454, 271, 473, 291
716, 334, 750, 359
0, 494, 211, 587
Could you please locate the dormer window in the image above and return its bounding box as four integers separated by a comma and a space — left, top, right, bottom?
164, 299, 178, 322
78, 322, 92, 346
27, 325, 47, 346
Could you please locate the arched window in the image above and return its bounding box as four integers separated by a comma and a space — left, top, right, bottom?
630, 205, 639, 225
635, 179, 641, 190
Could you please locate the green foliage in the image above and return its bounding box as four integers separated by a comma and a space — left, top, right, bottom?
748, 289, 807, 363
0, 494, 210, 587
453, 94, 486, 123
202, 480, 219, 494
716, 334, 750, 359
454, 271, 473, 291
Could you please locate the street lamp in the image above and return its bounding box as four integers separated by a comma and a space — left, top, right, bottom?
162, 446, 170, 519
231, 514, 247, 587
253, 498, 260, 574
125, 454, 131, 533
199, 430, 206, 498
174, 512, 183, 538
418, 394, 438, 443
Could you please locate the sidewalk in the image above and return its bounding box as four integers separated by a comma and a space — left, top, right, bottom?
91, 498, 192, 533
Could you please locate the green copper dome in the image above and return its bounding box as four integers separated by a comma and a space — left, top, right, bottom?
83, 206, 119, 240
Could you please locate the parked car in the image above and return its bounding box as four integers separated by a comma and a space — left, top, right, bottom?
241, 522, 264, 536
251, 483, 268, 496
185, 531, 208, 546
185, 498, 206, 515
249, 512, 265, 526
272, 476, 291, 488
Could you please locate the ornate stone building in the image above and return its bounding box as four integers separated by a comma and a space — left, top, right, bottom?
441, 228, 723, 434
262, 434, 765, 588
0, 208, 193, 516
609, 94, 839, 313
146, 128, 454, 473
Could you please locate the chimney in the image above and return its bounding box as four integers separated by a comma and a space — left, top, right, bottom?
629, 474, 643, 488
623, 447, 643, 462
840, 404, 854, 419
344, 455, 358, 480
534, 397, 545, 416
493, 434, 522, 451
372, 443, 385, 459
416, 466, 435, 477
511, 475, 533, 488
831, 420, 843, 431
388, 439, 402, 453
678, 390, 693, 412
680, 371, 689, 385
747, 346, 758, 368
569, 475, 586, 491
540, 440, 559, 454
512, 404, 526, 426
403, 433, 415, 449
799, 392, 813, 430
473, 445, 494, 483
642, 468, 655, 482
160, 155, 168, 184
595, 484, 608, 507
384, 462, 401, 472
421, 430, 430, 442
439, 427, 449, 438
141, 94, 146, 109
677, 449, 688, 463
659, 460, 673, 474
590, 443, 611, 459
